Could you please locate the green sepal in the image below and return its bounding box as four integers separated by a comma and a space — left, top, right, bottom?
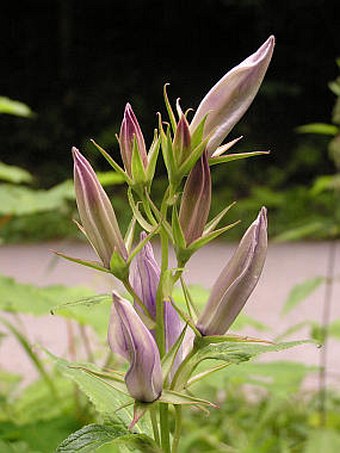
90, 139, 131, 184
187, 220, 240, 254
130, 401, 151, 430
190, 115, 208, 149
159, 116, 175, 184
110, 251, 129, 281
53, 250, 110, 273
209, 150, 270, 166
161, 324, 188, 383
204, 202, 236, 235
131, 136, 147, 186
146, 130, 161, 188
187, 362, 231, 387
127, 225, 160, 265
124, 216, 137, 253
159, 389, 216, 407
163, 84, 177, 134
171, 203, 186, 250
127, 188, 154, 232
178, 136, 208, 177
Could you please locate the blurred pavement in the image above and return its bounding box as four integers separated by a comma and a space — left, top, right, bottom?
0, 240, 339, 389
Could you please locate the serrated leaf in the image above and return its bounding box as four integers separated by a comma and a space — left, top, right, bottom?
281, 277, 325, 315
196, 340, 310, 364
46, 351, 134, 428
56, 423, 129, 453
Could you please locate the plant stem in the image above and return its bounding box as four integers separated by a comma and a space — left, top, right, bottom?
318, 240, 337, 426
160, 403, 171, 453
172, 405, 182, 453
156, 228, 169, 357
150, 406, 160, 446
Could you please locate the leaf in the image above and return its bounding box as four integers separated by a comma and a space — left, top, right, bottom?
0, 275, 93, 316
47, 352, 130, 412
281, 277, 325, 315
274, 222, 326, 242
96, 171, 125, 186
0, 96, 33, 117
56, 423, 160, 452
195, 340, 310, 364
0, 162, 33, 184
56, 423, 129, 453
304, 429, 340, 453
0, 184, 68, 216
296, 123, 338, 136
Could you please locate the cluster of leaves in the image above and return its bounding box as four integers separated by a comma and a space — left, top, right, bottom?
1, 274, 340, 451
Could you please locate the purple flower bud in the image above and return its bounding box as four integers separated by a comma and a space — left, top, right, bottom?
179, 151, 212, 245
108, 292, 162, 403
173, 114, 191, 165
73, 147, 127, 268
131, 233, 183, 355
119, 103, 148, 176
197, 207, 268, 336
190, 36, 275, 155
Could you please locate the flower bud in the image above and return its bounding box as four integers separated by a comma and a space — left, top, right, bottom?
179, 151, 211, 245
108, 292, 162, 403
197, 207, 268, 336
119, 103, 148, 176
131, 233, 183, 355
73, 147, 127, 268
190, 36, 275, 155
173, 114, 191, 165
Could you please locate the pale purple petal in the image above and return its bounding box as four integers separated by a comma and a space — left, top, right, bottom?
73, 147, 127, 267
190, 36, 275, 155
108, 293, 162, 402
197, 207, 268, 335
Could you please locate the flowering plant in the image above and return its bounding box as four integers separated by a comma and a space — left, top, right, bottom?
53, 36, 305, 452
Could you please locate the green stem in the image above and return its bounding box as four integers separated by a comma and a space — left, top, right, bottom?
172, 405, 182, 453
150, 406, 160, 446
160, 403, 171, 453
156, 228, 169, 357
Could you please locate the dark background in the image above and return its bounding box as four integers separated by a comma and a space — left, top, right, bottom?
1, 0, 340, 190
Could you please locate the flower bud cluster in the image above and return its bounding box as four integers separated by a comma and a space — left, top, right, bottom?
63, 36, 274, 404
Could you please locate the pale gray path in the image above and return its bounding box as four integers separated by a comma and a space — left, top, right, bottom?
0, 240, 339, 388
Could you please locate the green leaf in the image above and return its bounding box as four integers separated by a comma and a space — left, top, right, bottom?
0, 184, 68, 216
281, 277, 325, 315
0, 275, 93, 316
56, 423, 129, 453
46, 352, 133, 425
195, 340, 310, 365
0, 162, 33, 184
274, 222, 326, 242
0, 97, 33, 117
296, 123, 338, 136
304, 429, 340, 453
97, 171, 125, 186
